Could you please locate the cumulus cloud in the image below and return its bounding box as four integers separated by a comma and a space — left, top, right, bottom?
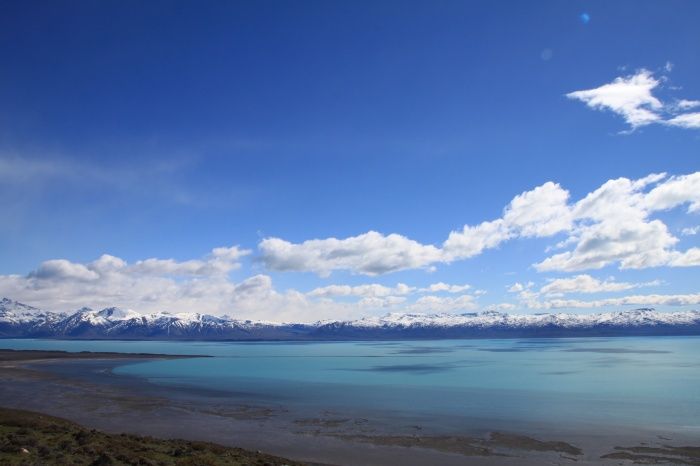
262, 182, 572, 276
567, 68, 700, 131
308, 283, 414, 298
262, 171, 700, 277
29, 260, 100, 282
5, 170, 700, 318
566, 70, 663, 128
644, 172, 700, 213
0, 248, 489, 321
421, 282, 471, 293
0, 247, 313, 320
442, 219, 511, 261
443, 181, 571, 260
259, 231, 442, 277
681, 226, 700, 236
1, 262, 362, 323
668, 248, 700, 267
535, 219, 678, 272
502, 182, 572, 237
535, 173, 700, 272
130, 246, 249, 276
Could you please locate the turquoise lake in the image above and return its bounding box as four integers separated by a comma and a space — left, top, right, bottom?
3, 336, 699, 436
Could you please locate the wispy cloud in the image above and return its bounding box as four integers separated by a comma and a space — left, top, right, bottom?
538, 293, 700, 309
506, 276, 696, 310
539, 275, 657, 296
0, 152, 216, 209
665, 112, 700, 129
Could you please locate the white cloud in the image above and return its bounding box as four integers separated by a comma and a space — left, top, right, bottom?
535, 219, 679, 271
444, 182, 572, 260
308, 283, 414, 298
489, 303, 517, 312
259, 231, 442, 277
502, 182, 572, 237
1, 249, 489, 321
566, 70, 663, 128
406, 294, 478, 313
507, 276, 688, 311
307, 281, 471, 299
668, 248, 700, 267
644, 172, 700, 213
673, 99, 700, 111
306, 281, 478, 313
0, 247, 310, 321
508, 283, 523, 293
535, 173, 700, 272
681, 226, 700, 236
130, 246, 249, 277
540, 293, 700, 309
567, 69, 700, 131
442, 219, 511, 261
29, 260, 100, 282
261, 182, 572, 277
421, 282, 471, 293
665, 112, 700, 129
6, 169, 700, 319
507, 282, 533, 293
261, 172, 700, 276
358, 296, 407, 309
539, 274, 659, 296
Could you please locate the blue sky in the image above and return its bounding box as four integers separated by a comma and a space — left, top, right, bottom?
1, 1, 699, 321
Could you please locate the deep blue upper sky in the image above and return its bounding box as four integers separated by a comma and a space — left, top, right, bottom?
0, 1, 698, 319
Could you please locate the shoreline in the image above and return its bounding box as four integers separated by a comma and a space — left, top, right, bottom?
0, 347, 210, 361
1, 349, 699, 465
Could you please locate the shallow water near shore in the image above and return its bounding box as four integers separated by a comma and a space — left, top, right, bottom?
3, 336, 699, 439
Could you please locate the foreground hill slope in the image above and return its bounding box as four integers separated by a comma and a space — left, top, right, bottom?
0, 407, 302, 466
2, 298, 700, 340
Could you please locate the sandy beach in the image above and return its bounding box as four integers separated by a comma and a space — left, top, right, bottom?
1, 349, 699, 465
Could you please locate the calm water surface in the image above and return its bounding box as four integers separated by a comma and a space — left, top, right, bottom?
3, 337, 699, 435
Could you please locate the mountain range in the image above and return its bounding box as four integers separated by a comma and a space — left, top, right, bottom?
1, 297, 699, 340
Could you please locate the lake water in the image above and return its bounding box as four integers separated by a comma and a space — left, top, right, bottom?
3, 336, 700, 437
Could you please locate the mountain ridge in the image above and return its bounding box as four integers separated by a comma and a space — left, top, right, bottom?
1, 297, 699, 340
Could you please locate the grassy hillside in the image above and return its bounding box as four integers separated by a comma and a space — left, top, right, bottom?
0, 407, 303, 466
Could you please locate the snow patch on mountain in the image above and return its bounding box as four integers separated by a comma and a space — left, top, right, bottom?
1, 297, 699, 340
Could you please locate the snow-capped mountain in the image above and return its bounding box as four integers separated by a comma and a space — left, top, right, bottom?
1, 297, 699, 340
0, 297, 68, 336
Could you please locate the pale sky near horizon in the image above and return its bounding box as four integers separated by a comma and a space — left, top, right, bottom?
1, 1, 699, 321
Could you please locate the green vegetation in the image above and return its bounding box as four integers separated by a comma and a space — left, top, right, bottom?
0, 407, 302, 466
